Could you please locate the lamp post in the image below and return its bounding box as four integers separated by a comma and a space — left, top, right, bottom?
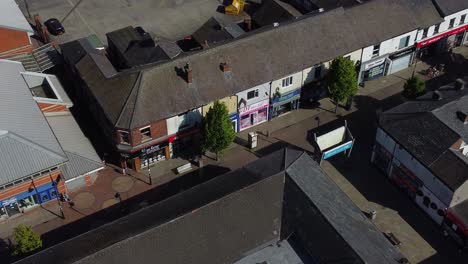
148, 166, 152, 185
315, 116, 321, 128
114, 192, 122, 203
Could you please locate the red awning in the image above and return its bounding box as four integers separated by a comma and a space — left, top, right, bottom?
417, 25, 468, 48
445, 208, 468, 236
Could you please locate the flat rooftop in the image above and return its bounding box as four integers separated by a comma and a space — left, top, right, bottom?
234, 240, 304, 264
16, 0, 240, 44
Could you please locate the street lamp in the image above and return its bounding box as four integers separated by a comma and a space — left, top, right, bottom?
114, 192, 122, 203
315, 116, 321, 128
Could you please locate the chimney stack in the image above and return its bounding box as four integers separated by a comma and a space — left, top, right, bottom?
456, 111, 468, 124
220, 62, 231, 72
185, 63, 192, 84
244, 18, 252, 31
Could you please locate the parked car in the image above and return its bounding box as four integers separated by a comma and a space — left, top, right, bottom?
44, 18, 65, 35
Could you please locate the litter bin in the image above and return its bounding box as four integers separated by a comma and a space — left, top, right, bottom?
248, 132, 257, 149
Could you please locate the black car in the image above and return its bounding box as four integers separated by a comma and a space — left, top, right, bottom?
44, 18, 65, 35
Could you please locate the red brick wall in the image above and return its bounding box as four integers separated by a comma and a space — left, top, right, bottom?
129, 119, 168, 146
0, 171, 65, 201
37, 103, 67, 113
0, 27, 32, 55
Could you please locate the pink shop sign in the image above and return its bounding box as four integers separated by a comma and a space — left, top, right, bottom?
238, 100, 269, 114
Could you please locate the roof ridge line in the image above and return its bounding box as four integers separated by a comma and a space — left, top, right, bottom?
115, 71, 143, 129
4, 131, 68, 162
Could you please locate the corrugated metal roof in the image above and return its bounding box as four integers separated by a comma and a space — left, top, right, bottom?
0, 60, 67, 183
46, 113, 103, 180
0, 0, 33, 32
0, 132, 66, 185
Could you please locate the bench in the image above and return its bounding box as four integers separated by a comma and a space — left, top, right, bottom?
176, 163, 192, 174
384, 232, 401, 246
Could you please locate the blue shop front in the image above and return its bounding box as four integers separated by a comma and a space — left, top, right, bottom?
0, 181, 59, 219
230, 113, 239, 132
269, 89, 301, 119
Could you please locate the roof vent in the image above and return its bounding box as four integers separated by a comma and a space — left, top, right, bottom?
273, 22, 279, 27
185, 63, 192, 84
456, 111, 468, 124
318, 8, 325, 12
432, 91, 442, 101
455, 78, 465, 90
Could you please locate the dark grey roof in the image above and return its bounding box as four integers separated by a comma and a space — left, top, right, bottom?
253, 0, 301, 27
380, 78, 468, 190
17, 157, 285, 264
192, 17, 244, 47
380, 112, 460, 167
106, 26, 171, 69
430, 149, 468, 191
71, 0, 441, 130
0, 60, 67, 184
286, 153, 405, 263
432, 0, 468, 16
310, 0, 361, 10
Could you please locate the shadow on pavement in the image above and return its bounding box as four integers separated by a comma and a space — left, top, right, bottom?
33, 164, 230, 255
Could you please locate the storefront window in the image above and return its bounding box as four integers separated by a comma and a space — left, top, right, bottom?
257, 108, 268, 123
240, 114, 251, 129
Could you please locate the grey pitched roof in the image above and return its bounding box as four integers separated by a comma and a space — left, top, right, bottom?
71, 0, 441, 130
16, 155, 284, 264
0, 60, 67, 183
0, 132, 68, 186
234, 240, 303, 264
286, 153, 405, 263
380, 78, 468, 190
192, 17, 245, 47
429, 149, 468, 191
0, 0, 33, 32
432, 0, 468, 16
46, 113, 103, 180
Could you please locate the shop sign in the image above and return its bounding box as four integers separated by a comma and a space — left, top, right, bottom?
229, 113, 238, 121
390, 47, 415, 60
141, 145, 162, 156
2, 197, 17, 206
417, 24, 468, 48
271, 89, 301, 104
238, 100, 269, 114
364, 58, 386, 70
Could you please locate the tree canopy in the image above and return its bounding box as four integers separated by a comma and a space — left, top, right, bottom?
402, 76, 426, 99
328, 56, 358, 111
12, 224, 42, 255
201, 101, 236, 160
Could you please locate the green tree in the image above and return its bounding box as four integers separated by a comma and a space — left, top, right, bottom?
402, 76, 425, 99
12, 224, 42, 255
201, 101, 236, 161
327, 56, 358, 113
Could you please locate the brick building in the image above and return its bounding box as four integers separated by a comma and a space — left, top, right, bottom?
0, 60, 103, 220
0, 0, 34, 58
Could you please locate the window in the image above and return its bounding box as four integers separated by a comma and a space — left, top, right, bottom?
140, 126, 151, 142
422, 28, 428, 38
434, 23, 440, 34
344, 55, 351, 60
448, 18, 455, 29
247, 89, 259, 100
398, 36, 410, 49
281, 76, 293, 87
119, 131, 130, 144
372, 44, 380, 57
461, 14, 466, 24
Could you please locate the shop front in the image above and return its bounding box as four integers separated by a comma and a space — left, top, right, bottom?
269, 89, 301, 119
0, 180, 60, 220
238, 99, 269, 131
417, 24, 468, 57
387, 47, 415, 75
359, 56, 388, 84
122, 141, 170, 171
389, 160, 423, 199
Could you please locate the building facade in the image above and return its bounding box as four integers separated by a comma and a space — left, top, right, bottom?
202, 96, 238, 132
269, 72, 302, 119
237, 83, 270, 131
